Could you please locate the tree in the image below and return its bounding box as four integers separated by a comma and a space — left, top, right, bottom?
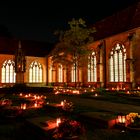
51, 18, 96, 88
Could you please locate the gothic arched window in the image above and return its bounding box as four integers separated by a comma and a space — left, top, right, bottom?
1, 60, 16, 83
58, 64, 63, 82
88, 51, 97, 82
29, 61, 43, 83
109, 43, 126, 82
71, 63, 78, 82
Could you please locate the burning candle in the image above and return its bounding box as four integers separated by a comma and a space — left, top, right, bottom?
21, 103, 26, 110
95, 93, 98, 97
61, 101, 64, 106
34, 102, 38, 107
25, 94, 28, 98
122, 116, 126, 123
34, 95, 37, 99
56, 118, 61, 127
117, 115, 126, 123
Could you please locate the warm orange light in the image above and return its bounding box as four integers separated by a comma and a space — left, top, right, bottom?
116, 86, 119, 91
61, 101, 64, 106
21, 103, 26, 110
56, 118, 61, 127
37, 96, 40, 99
117, 115, 126, 123
122, 116, 126, 123
91, 89, 94, 92
55, 91, 59, 94
73, 90, 80, 94
117, 115, 122, 123
25, 94, 28, 98
34, 95, 37, 99
95, 93, 98, 97
34, 102, 38, 107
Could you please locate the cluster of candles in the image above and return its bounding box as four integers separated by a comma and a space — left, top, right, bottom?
117, 115, 126, 124
19, 93, 46, 110
115, 113, 140, 127
19, 93, 46, 100
21, 103, 27, 110
54, 88, 95, 95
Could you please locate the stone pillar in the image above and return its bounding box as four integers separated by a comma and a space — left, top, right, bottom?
46, 56, 49, 86
97, 40, 106, 88
16, 73, 24, 84
66, 66, 71, 86
128, 33, 136, 89
97, 44, 102, 87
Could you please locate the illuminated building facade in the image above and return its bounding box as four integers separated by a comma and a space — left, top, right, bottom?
0, 2, 140, 90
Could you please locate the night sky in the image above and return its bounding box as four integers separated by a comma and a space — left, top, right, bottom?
0, 0, 138, 43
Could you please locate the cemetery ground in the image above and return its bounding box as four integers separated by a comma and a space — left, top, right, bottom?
1, 90, 140, 140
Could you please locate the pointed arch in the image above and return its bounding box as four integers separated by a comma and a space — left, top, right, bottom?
88, 51, 97, 82
1, 60, 16, 83
71, 63, 78, 82
29, 61, 43, 83
109, 43, 126, 82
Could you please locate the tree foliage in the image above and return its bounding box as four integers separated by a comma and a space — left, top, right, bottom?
51, 18, 96, 66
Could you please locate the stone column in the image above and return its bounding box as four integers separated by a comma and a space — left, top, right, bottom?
98, 40, 106, 88
128, 33, 136, 89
